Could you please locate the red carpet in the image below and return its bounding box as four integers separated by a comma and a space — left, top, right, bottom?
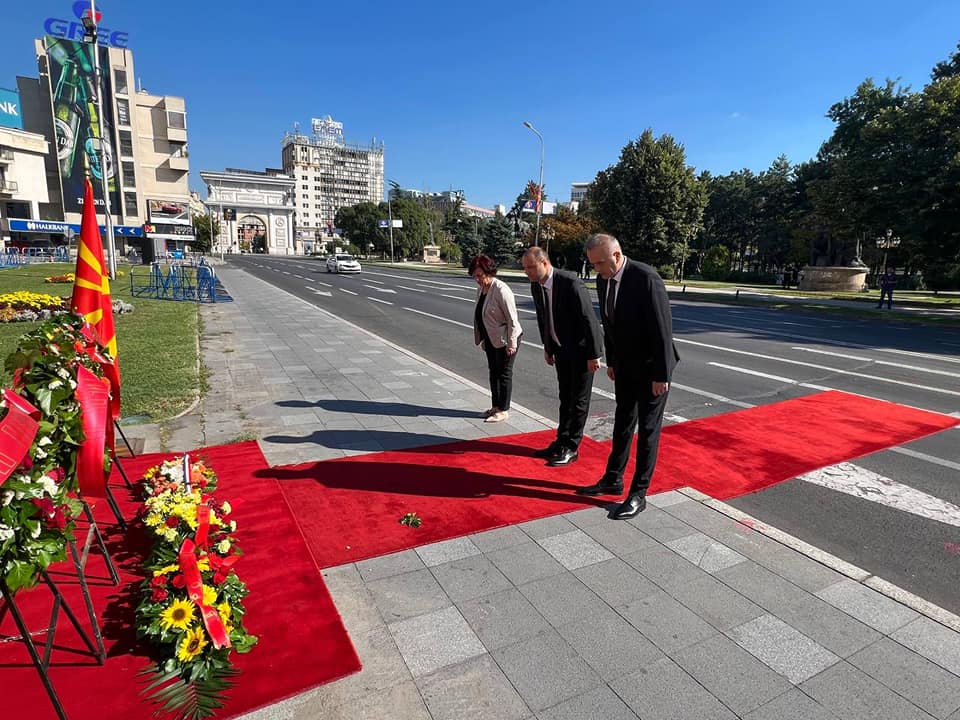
272, 391, 959, 569
0, 441, 360, 720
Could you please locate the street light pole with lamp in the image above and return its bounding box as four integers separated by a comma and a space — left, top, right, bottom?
80, 0, 117, 279
522, 121, 544, 247
876, 228, 900, 273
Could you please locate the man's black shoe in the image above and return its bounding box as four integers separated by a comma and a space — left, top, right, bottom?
611, 494, 646, 520
576, 478, 624, 496
546, 448, 579, 467
532, 443, 559, 459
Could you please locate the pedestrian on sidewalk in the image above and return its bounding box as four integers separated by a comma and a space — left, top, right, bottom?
578, 233, 679, 520
522, 247, 603, 466
470, 254, 523, 423
877, 267, 897, 309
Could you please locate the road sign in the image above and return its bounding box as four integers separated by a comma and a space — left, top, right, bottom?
378, 220, 389, 228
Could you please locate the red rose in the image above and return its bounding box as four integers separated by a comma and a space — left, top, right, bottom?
171, 574, 185, 588
50, 507, 67, 530
151, 588, 168, 603
165, 516, 180, 528
150, 575, 167, 587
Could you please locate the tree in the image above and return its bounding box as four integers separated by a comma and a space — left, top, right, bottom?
541, 205, 598, 268
585, 129, 706, 267
482, 212, 517, 267
191, 214, 218, 254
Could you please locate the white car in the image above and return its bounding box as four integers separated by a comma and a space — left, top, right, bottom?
326, 253, 362, 273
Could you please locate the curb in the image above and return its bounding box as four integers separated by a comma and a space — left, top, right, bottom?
677, 486, 960, 634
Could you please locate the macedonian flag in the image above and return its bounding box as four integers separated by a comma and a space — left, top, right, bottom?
71, 177, 121, 418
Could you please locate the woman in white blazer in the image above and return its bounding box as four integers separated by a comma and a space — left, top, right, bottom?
469, 254, 523, 423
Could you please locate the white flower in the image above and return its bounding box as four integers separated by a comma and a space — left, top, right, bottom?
48, 379, 64, 390
29, 486, 44, 499
35, 448, 48, 460
0, 524, 14, 541
56, 368, 71, 379
220, 501, 232, 515
40, 475, 58, 497
229, 520, 237, 532
1, 491, 13, 507
30, 523, 42, 539
68, 379, 77, 390
217, 539, 231, 553
38, 436, 53, 447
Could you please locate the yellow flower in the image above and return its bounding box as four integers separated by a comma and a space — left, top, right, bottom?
152, 563, 180, 577
160, 599, 196, 631
216, 601, 231, 621
144, 513, 163, 527
196, 557, 210, 572
202, 584, 217, 606
176, 627, 207, 662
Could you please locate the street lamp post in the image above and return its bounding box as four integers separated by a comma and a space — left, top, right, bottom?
81, 0, 117, 279
522, 121, 544, 247
876, 228, 900, 273
387, 195, 395, 263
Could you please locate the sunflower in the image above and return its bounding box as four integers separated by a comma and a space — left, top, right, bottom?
177, 627, 207, 662
160, 599, 196, 631
202, 584, 217, 606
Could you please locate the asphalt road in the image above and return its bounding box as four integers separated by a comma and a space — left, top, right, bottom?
226, 256, 960, 615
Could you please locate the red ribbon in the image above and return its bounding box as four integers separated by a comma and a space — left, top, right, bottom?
75, 365, 109, 498
178, 538, 231, 649
0, 390, 40, 487
195, 502, 210, 549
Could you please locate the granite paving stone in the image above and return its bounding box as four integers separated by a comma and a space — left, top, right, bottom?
416, 536, 482, 567
389, 606, 486, 678
430, 554, 514, 603
816, 579, 920, 634
355, 550, 426, 583
728, 613, 840, 684
892, 617, 960, 677
742, 688, 841, 720
671, 633, 793, 715
518, 515, 578, 541
416, 654, 531, 720
777, 593, 882, 659
622, 543, 714, 592
610, 657, 738, 720
572, 557, 662, 608
457, 587, 554, 651
536, 529, 614, 570
801, 661, 938, 720
518, 571, 611, 627
666, 531, 748, 573
556, 603, 665, 681
618, 590, 719, 655
486, 541, 567, 585
571, 514, 660, 556
849, 637, 960, 719
491, 629, 603, 712
536, 685, 640, 720
469, 525, 530, 553
666, 573, 765, 631
627, 506, 699, 542
365, 568, 451, 623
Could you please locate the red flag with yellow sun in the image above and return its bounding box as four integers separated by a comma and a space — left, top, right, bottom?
71, 177, 121, 419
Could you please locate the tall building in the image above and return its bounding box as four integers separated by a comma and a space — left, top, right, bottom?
281, 116, 384, 246
4, 36, 192, 257
0, 125, 52, 249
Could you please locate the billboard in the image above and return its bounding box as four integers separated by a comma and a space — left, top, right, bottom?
148, 199, 191, 225
0, 87, 23, 129
44, 36, 120, 215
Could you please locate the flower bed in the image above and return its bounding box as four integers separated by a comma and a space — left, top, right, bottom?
136, 457, 257, 718
0, 291, 69, 323
44, 273, 75, 284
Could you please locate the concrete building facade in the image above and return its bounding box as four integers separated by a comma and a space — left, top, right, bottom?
0, 126, 51, 249
281, 116, 383, 247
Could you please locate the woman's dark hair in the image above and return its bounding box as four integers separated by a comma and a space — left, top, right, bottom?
468, 254, 497, 276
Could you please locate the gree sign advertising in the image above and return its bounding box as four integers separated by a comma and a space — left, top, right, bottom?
43, 2, 130, 48
44, 36, 121, 215
0, 88, 23, 130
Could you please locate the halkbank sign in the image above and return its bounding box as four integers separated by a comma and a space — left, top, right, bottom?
43, 2, 130, 48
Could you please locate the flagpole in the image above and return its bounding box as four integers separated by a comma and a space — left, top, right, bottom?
88, 0, 117, 279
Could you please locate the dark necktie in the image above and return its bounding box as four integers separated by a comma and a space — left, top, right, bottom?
606, 278, 617, 327
542, 284, 554, 353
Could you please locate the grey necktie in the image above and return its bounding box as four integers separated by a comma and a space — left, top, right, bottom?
606, 279, 617, 326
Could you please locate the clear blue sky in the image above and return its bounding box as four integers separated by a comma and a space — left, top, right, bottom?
2, 1, 958, 208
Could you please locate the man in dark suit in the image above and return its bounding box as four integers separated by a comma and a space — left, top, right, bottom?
522, 247, 603, 466
577, 233, 679, 519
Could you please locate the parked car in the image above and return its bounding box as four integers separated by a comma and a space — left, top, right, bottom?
326, 253, 361, 273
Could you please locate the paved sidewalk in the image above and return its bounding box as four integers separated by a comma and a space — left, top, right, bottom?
127, 267, 960, 720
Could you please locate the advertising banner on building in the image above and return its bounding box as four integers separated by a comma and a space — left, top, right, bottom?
0, 87, 23, 129
44, 36, 120, 215
148, 199, 191, 225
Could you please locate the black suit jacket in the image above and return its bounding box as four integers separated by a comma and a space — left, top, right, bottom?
531, 269, 603, 359
597, 259, 679, 381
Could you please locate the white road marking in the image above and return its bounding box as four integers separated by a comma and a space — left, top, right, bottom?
791, 347, 960, 379
364, 278, 385, 284
365, 285, 397, 294
398, 285, 426, 293
676, 337, 960, 398
293, 274, 306, 279
306, 285, 331, 297
340, 288, 358, 296
801, 463, 960, 528
316, 281, 332, 287
368, 297, 393, 305
303, 276, 315, 282
281, 271, 291, 275
889, 447, 960, 472
875, 348, 960, 365
670, 383, 755, 409
708, 363, 798, 384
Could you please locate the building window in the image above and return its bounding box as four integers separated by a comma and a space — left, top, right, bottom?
166, 111, 186, 130
114, 69, 128, 95
123, 192, 137, 216
116, 98, 130, 126
302, 184, 308, 189
122, 160, 136, 187
118, 130, 133, 156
